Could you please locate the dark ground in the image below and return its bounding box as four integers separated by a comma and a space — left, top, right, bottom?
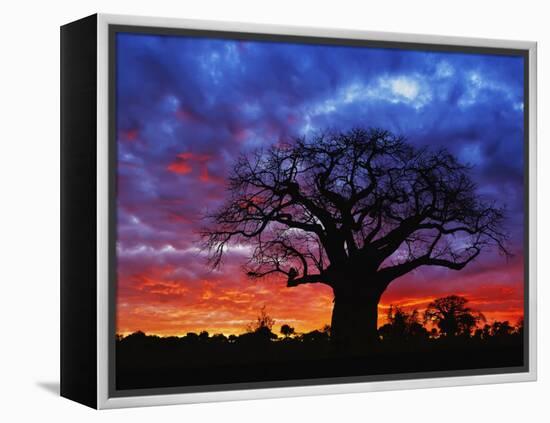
115, 332, 524, 391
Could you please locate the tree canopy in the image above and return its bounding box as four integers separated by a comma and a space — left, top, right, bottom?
424, 295, 485, 337
202, 128, 509, 293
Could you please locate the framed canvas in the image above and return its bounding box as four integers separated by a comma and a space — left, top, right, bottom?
60, 13, 537, 409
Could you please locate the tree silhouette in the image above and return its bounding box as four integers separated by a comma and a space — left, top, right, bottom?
202, 128, 508, 347
246, 306, 275, 333
514, 318, 524, 336
280, 324, 295, 338
490, 320, 514, 337
379, 306, 428, 342
242, 306, 278, 343
424, 295, 485, 337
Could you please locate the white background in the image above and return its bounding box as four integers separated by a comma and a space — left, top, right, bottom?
0, 0, 547, 420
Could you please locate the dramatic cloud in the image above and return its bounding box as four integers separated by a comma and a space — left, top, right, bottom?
115, 32, 525, 336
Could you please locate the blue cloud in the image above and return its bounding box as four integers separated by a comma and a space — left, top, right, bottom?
115, 31, 525, 254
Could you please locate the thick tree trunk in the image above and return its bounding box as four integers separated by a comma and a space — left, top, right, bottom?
330, 283, 382, 350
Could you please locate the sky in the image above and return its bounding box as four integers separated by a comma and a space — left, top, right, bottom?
115, 32, 525, 337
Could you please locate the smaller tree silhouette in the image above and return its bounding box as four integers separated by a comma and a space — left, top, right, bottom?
514, 318, 524, 337
211, 333, 228, 343
184, 332, 199, 344
242, 306, 278, 343
424, 295, 485, 337
490, 320, 514, 337
246, 305, 275, 333
473, 325, 490, 340
280, 324, 295, 338
379, 306, 428, 341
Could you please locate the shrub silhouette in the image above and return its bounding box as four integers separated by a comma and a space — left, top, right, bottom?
280, 324, 296, 338
240, 306, 278, 344
246, 306, 275, 333
490, 321, 514, 337
379, 306, 429, 342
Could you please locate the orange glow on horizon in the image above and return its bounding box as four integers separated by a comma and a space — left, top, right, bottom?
116, 260, 525, 338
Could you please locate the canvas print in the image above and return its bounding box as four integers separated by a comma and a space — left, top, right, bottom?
113, 30, 526, 392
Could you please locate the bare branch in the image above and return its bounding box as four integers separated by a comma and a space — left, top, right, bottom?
200, 127, 509, 291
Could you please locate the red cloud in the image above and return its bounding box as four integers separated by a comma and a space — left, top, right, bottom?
175, 108, 203, 124
117, 261, 524, 337
176, 152, 210, 161
116, 247, 525, 336
167, 152, 223, 184
167, 211, 192, 224
167, 152, 209, 175
121, 128, 139, 141
167, 161, 192, 174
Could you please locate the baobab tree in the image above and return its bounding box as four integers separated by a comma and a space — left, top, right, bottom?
424, 295, 485, 337
202, 128, 508, 348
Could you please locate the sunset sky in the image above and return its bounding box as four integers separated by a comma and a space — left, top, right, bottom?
115, 32, 525, 336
